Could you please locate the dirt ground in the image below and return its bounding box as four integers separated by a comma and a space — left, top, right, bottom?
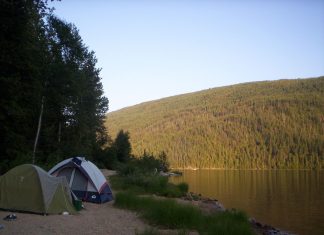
0, 201, 150, 235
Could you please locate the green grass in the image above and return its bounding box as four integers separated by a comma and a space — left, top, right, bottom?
115, 192, 254, 235
201, 210, 253, 235
135, 228, 190, 235
110, 173, 188, 197
135, 228, 160, 235
142, 198, 202, 229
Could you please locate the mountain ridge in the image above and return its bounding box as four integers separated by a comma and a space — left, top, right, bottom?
106, 77, 324, 169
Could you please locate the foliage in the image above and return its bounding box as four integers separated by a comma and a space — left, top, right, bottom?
116, 150, 170, 175
101, 145, 119, 169
176, 182, 189, 194
113, 130, 131, 163
106, 138, 181, 197
110, 172, 188, 198
106, 78, 324, 169
0, 0, 108, 173
115, 192, 254, 235
109, 149, 186, 197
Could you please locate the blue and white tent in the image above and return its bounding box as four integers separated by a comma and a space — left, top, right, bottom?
48, 157, 113, 203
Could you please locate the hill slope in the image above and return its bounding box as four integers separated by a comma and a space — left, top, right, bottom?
106, 77, 324, 169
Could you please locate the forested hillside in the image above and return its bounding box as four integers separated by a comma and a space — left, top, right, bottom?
0, 1, 108, 173
106, 77, 324, 169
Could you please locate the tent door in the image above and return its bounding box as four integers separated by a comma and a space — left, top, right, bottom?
71, 168, 88, 192
69, 168, 76, 187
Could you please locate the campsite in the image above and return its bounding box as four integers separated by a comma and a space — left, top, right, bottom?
0, 158, 149, 234
1, 0, 323, 234
0, 160, 290, 235
0, 170, 150, 235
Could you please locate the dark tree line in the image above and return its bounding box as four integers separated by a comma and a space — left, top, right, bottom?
0, 0, 109, 173
101, 129, 170, 173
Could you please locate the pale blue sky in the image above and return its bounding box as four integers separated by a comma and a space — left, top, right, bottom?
50, 0, 324, 112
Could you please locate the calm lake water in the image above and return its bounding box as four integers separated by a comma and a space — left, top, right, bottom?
170, 170, 324, 235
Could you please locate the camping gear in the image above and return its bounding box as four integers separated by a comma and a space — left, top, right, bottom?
0, 164, 76, 214
3, 214, 16, 221
48, 157, 113, 203
73, 199, 83, 211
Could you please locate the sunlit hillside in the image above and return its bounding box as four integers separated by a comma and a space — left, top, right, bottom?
106, 77, 324, 169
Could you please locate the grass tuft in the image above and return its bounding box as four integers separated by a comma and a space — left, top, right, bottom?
200, 210, 252, 235
142, 198, 202, 229
135, 228, 160, 235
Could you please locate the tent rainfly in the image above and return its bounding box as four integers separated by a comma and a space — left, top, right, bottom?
48, 157, 113, 203
0, 164, 76, 214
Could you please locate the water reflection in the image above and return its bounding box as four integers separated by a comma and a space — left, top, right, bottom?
170, 170, 324, 235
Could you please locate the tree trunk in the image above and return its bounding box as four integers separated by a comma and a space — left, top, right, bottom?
32, 96, 44, 164
58, 121, 61, 143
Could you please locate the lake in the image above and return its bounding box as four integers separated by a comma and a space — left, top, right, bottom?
170, 170, 324, 235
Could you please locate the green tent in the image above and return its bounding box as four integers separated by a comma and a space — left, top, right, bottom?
0, 164, 76, 214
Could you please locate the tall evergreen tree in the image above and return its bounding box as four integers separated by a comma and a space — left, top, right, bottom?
114, 130, 131, 163
0, 0, 49, 172
0, 1, 109, 173
43, 16, 109, 163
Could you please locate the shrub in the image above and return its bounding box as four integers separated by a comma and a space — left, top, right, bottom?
117, 151, 170, 176
176, 182, 189, 194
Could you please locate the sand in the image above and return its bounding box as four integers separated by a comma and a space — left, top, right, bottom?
0, 201, 149, 235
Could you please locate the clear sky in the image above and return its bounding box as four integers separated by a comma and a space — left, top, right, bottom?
50, 0, 324, 112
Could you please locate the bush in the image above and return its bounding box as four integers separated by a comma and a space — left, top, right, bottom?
177, 182, 189, 194
159, 183, 184, 198
110, 173, 187, 197
117, 163, 140, 176
117, 151, 170, 176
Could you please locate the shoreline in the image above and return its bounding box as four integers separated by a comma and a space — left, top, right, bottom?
178, 192, 295, 235
171, 167, 322, 171
168, 169, 299, 234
